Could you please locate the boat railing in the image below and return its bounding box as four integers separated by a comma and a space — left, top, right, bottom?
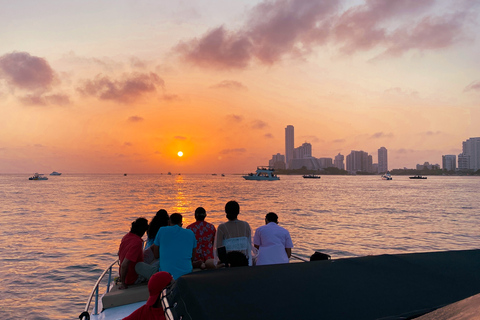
80, 259, 118, 320
290, 253, 309, 262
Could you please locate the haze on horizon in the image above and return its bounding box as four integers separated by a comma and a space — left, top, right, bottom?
1, 0, 479, 174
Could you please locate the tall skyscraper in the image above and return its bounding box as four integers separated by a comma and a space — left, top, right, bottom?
334, 153, 344, 170
442, 155, 456, 171
346, 150, 372, 173
458, 137, 480, 171
378, 147, 388, 173
285, 125, 294, 169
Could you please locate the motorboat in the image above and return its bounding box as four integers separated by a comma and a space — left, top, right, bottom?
303, 174, 321, 179
381, 172, 392, 180
79, 249, 480, 320
243, 166, 280, 181
29, 173, 48, 180
410, 175, 427, 179
50, 171, 62, 176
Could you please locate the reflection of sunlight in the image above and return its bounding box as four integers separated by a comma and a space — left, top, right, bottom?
172, 176, 189, 214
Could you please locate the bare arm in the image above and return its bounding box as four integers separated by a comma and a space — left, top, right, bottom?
285, 248, 292, 258
119, 258, 130, 289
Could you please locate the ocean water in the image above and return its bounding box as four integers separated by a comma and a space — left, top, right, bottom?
1, 174, 479, 319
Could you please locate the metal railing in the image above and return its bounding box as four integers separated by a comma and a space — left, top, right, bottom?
80, 259, 118, 320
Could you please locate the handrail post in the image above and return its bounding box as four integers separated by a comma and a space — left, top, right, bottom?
94, 286, 99, 315
106, 266, 112, 293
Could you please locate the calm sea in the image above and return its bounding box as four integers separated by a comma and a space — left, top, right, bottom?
1, 174, 479, 319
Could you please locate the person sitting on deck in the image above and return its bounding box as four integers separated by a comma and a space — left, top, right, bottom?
122, 271, 173, 320
215, 200, 254, 265
186, 207, 216, 269
143, 210, 169, 264
253, 212, 293, 266
118, 217, 149, 289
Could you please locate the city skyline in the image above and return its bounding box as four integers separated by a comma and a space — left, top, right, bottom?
1, 1, 479, 174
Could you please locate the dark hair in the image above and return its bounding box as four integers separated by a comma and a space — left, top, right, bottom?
194, 207, 206, 221
147, 209, 169, 240
169, 213, 183, 225
227, 251, 249, 267
225, 200, 240, 221
310, 252, 331, 261
130, 217, 149, 236
265, 212, 278, 223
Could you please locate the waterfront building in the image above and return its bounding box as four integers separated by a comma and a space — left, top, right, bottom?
334, 153, 344, 170
416, 162, 440, 170
293, 142, 312, 159
442, 155, 456, 171
285, 125, 294, 169
269, 153, 286, 170
378, 147, 388, 173
346, 150, 372, 173
318, 157, 333, 169
458, 137, 480, 171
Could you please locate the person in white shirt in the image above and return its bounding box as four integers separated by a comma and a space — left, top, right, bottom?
253, 212, 293, 266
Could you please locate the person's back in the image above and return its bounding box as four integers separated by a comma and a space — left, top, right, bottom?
118, 217, 149, 288
186, 207, 216, 267
254, 212, 293, 266
216, 201, 253, 265
156, 213, 197, 279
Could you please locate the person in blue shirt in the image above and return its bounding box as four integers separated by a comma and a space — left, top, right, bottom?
154, 213, 197, 280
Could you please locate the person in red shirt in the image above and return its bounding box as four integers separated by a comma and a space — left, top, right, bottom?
186, 207, 216, 269
123, 271, 173, 320
118, 217, 149, 289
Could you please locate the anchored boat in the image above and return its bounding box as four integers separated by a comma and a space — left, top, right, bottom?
29, 173, 48, 180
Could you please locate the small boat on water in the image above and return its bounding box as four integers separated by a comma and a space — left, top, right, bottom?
50, 171, 62, 176
80, 249, 480, 320
382, 172, 393, 180
410, 175, 427, 179
243, 166, 280, 181
303, 174, 321, 179
29, 173, 48, 180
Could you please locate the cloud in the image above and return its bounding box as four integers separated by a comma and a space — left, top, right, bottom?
162, 93, 180, 101
464, 80, 480, 92
264, 133, 274, 139
20, 93, 70, 106
0, 51, 56, 91
175, 0, 477, 69
251, 120, 268, 129
423, 131, 442, 136
127, 116, 144, 122
174, 136, 187, 140
226, 114, 244, 123
77, 72, 164, 103
333, 138, 346, 143
370, 132, 394, 139
220, 148, 247, 155
211, 80, 248, 90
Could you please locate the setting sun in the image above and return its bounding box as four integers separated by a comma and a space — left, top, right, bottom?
177, 151, 184, 157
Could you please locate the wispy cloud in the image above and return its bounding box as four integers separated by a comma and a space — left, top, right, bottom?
20, 93, 71, 106
175, 0, 477, 69
127, 116, 144, 123
211, 80, 248, 90
77, 72, 164, 103
251, 119, 268, 129
226, 114, 244, 123
0, 51, 56, 91
370, 132, 394, 139
174, 136, 187, 140
464, 80, 480, 92
220, 148, 246, 154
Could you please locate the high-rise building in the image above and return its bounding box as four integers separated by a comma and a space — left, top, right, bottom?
458, 137, 480, 171
442, 155, 456, 171
346, 150, 372, 173
334, 153, 344, 170
293, 142, 312, 159
285, 125, 294, 169
378, 147, 388, 173
269, 153, 286, 170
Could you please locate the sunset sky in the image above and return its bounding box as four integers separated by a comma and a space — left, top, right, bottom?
1, 0, 479, 174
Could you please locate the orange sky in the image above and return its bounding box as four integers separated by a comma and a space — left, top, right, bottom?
0, 1, 479, 173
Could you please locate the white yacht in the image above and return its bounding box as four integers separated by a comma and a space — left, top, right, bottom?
243, 166, 280, 181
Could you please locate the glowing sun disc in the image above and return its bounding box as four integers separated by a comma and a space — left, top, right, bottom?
177, 151, 184, 157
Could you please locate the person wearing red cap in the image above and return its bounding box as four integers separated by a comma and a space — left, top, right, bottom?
123, 271, 173, 320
